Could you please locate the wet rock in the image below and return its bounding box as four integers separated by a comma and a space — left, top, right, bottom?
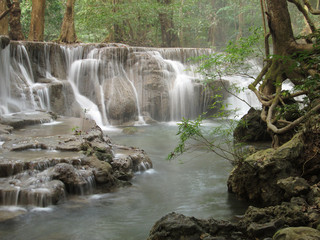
0, 207, 27, 222
122, 127, 138, 135
233, 108, 271, 142
228, 132, 304, 205
238, 198, 320, 239
0, 111, 54, 129
111, 146, 153, 180
0, 124, 13, 134
104, 76, 139, 126
147, 212, 246, 240
48, 82, 82, 117
127, 52, 171, 121
49, 163, 94, 195
0, 116, 153, 209
87, 156, 114, 185
277, 177, 310, 200
0, 35, 10, 49
142, 112, 158, 124
307, 184, 320, 208
273, 227, 320, 240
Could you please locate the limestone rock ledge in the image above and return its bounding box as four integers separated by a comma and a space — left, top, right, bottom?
0, 113, 153, 211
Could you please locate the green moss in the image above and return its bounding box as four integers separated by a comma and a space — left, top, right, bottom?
122, 127, 138, 135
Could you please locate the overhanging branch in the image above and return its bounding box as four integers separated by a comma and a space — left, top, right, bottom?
303, 0, 320, 15
288, 0, 316, 33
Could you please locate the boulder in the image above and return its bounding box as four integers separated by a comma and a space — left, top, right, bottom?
48, 82, 82, 117
111, 146, 153, 180
273, 227, 320, 240
238, 198, 320, 239
228, 132, 304, 205
49, 163, 94, 194
277, 177, 310, 200
233, 108, 271, 142
104, 76, 139, 126
0, 111, 54, 129
0, 35, 10, 49
147, 212, 246, 240
87, 156, 115, 185
0, 124, 13, 134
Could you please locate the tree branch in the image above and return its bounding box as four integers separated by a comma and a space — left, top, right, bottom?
288, 0, 316, 33
0, 0, 12, 21
0, 9, 11, 21
303, 0, 320, 14
267, 102, 320, 134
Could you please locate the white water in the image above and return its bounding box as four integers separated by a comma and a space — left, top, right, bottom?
0, 122, 248, 240
0, 42, 260, 128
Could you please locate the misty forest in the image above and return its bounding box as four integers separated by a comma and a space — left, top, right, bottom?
0, 0, 320, 239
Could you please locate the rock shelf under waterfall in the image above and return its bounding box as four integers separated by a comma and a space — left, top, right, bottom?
0, 112, 152, 213
0, 37, 225, 127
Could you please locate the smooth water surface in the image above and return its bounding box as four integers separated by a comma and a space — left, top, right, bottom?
0, 122, 247, 240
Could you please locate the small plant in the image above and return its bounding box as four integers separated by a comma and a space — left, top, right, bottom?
71, 126, 82, 135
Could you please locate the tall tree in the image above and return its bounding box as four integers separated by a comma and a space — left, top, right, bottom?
0, 0, 9, 35
59, 0, 77, 43
9, 0, 24, 40
28, 0, 46, 41
157, 0, 180, 47
248, 0, 320, 147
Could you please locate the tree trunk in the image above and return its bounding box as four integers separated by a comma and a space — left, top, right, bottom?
157, 0, 180, 47
0, 0, 9, 35
254, 0, 312, 147
266, 0, 295, 55
59, 0, 77, 43
208, 0, 226, 48
9, 0, 24, 40
28, 0, 46, 41
236, 0, 244, 40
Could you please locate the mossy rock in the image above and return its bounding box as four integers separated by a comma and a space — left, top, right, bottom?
122, 127, 138, 135
273, 227, 320, 240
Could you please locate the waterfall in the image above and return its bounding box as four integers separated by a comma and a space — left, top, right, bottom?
0, 42, 260, 126
0, 45, 10, 114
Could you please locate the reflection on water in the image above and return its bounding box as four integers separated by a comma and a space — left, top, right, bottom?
0, 122, 247, 240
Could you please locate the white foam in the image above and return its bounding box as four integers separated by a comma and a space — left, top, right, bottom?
30, 207, 54, 212
0, 206, 27, 212
42, 121, 62, 126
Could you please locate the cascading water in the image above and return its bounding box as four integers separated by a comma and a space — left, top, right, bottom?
0, 41, 260, 127
0, 45, 10, 114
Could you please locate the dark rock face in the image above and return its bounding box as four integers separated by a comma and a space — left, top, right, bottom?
273, 227, 320, 240
0, 35, 10, 49
148, 212, 247, 240
227, 132, 304, 205
233, 108, 271, 142
238, 198, 320, 239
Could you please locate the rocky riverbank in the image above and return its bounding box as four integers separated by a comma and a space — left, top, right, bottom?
147, 110, 320, 239
0, 111, 152, 221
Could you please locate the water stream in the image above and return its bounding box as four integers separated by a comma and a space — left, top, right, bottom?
0, 122, 247, 240
0, 42, 254, 239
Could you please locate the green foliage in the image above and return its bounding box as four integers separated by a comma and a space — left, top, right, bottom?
168, 109, 245, 163
18, 0, 263, 47
168, 27, 265, 163
20, 0, 64, 40
71, 126, 81, 135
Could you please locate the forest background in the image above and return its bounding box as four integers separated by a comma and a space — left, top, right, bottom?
0, 0, 318, 49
